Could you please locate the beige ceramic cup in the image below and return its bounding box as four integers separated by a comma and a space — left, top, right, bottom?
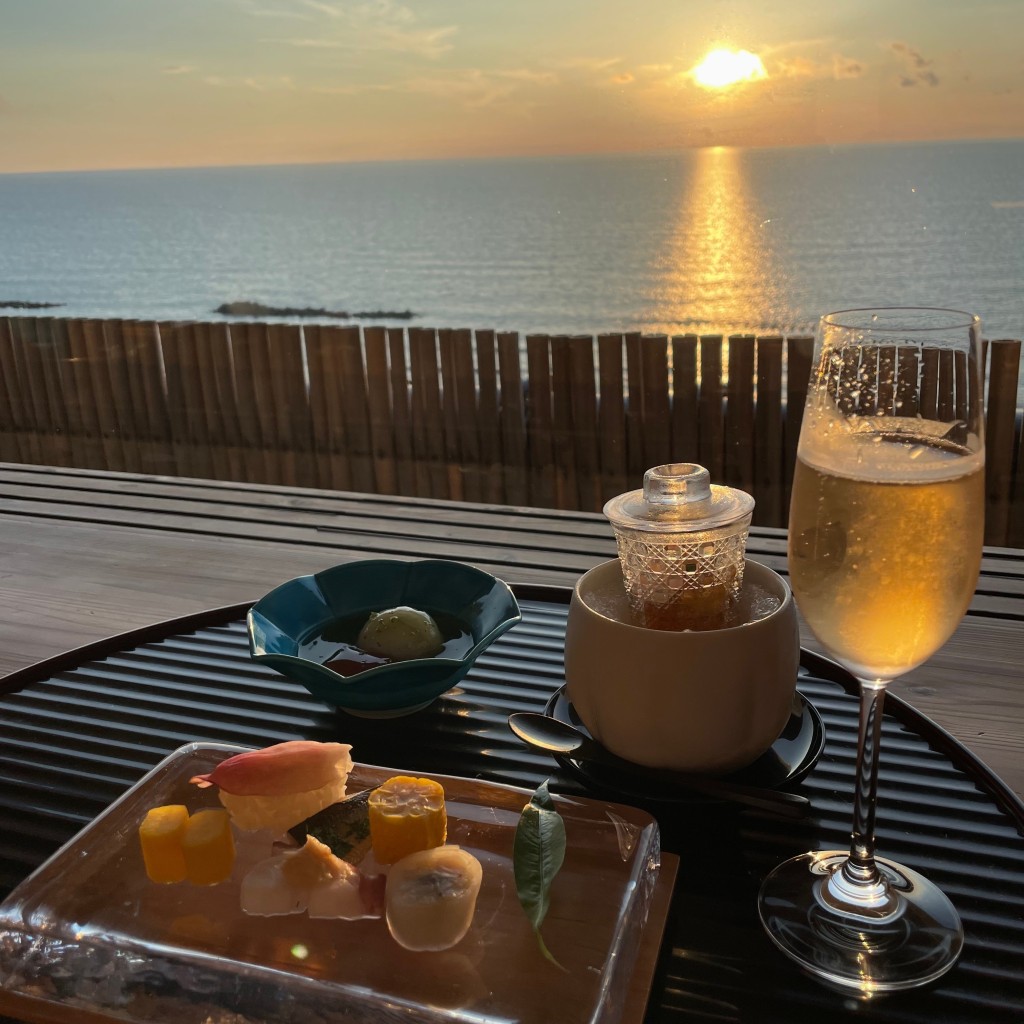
564, 558, 800, 775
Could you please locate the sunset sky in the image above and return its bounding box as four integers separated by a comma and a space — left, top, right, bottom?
2, 0, 1023, 173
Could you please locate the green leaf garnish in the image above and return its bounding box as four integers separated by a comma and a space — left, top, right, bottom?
514, 779, 567, 969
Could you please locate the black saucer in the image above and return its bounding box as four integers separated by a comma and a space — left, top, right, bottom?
543, 687, 826, 806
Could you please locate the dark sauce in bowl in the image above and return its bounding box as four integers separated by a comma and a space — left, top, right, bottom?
299, 609, 474, 678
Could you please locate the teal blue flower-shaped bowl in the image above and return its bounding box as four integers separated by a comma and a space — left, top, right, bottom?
247, 559, 522, 717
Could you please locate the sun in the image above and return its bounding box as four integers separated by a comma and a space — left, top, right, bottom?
692, 49, 767, 88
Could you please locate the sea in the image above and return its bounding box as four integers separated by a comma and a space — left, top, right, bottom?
1, 137, 1022, 365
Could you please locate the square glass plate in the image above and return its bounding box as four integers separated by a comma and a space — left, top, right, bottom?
0, 742, 661, 1024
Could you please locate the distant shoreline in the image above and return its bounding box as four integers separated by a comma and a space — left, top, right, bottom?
214, 301, 415, 321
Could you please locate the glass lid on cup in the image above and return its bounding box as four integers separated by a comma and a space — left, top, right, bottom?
603, 463, 754, 533
602, 464, 755, 631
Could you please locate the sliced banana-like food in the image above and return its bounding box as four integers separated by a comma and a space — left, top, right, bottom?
385, 845, 483, 951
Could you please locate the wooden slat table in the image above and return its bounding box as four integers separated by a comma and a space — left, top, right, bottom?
1, 462, 1022, 804
3, 461, 1024, 1024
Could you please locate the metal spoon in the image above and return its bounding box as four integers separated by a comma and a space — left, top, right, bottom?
508, 712, 810, 819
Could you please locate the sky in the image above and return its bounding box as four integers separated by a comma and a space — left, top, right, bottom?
1, 0, 1022, 174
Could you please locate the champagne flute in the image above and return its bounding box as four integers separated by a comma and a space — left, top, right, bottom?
758, 308, 985, 994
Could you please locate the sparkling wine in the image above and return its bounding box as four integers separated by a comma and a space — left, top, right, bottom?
761, 310, 984, 993
788, 419, 984, 681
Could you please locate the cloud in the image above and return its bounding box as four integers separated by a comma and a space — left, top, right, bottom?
402, 68, 557, 107
556, 56, 622, 73
244, 75, 296, 91
775, 56, 818, 78
162, 65, 198, 75
202, 74, 295, 90
891, 41, 929, 69
276, 0, 457, 59
278, 38, 342, 48
232, 0, 314, 18
761, 37, 834, 57
890, 41, 940, 86
770, 52, 864, 80
282, 25, 455, 58
558, 59, 673, 88
496, 69, 559, 85
832, 55, 864, 79
313, 67, 558, 108
301, 0, 346, 15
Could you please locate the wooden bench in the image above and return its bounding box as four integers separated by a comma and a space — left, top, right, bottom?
0, 317, 1020, 544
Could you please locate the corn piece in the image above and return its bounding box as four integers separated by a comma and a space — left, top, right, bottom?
183, 808, 236, 885
139, 805, 189, 884
368, 776, 447, 865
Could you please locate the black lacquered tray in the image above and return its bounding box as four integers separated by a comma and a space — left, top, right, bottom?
2, 585, 1024, 1023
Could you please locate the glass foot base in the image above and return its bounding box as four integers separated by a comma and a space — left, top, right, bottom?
758, 851, 964, 996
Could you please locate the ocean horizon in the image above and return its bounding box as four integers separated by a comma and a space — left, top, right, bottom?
1, 138, 1022, 347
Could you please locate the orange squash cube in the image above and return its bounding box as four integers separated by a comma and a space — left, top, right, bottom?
139, 805, 189, 884
183, 808, 236, 885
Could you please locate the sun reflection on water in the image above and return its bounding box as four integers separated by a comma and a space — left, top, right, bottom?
644, 145, 790, 339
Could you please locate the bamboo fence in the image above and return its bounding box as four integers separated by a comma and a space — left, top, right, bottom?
0, 317, 1020, 545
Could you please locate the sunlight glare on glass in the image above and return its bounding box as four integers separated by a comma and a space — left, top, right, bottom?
693, 49, 767, 88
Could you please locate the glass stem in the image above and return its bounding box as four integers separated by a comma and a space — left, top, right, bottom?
841, 679, 889, 891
